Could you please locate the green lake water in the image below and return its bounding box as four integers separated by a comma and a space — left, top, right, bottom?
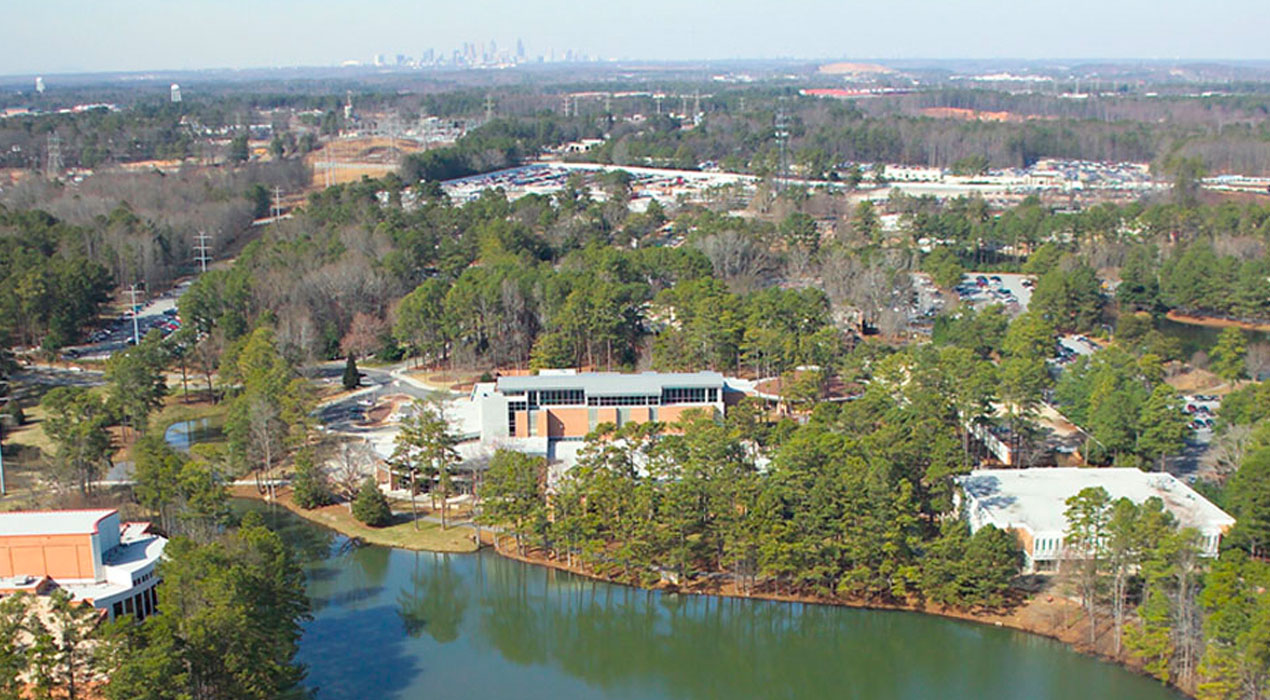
238, 500, 1183, 700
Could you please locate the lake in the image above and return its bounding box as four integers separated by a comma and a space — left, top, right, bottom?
239, 500, 1182, 700
1156, 316, 1269, 361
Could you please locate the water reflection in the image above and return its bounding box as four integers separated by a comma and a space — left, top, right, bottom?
235, 500, 1180, 700
398, 552, 468, 643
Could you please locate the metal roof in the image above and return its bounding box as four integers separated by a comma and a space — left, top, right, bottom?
0, 509, 118, 537
497, 371, 725, 397
958, 468, 1235, 536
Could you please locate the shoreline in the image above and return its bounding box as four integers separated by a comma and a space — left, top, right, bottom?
1166, 310, 1270, 333
237, 489, 1190, 698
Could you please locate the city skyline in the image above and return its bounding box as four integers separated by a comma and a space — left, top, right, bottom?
4, 0, 1270, 76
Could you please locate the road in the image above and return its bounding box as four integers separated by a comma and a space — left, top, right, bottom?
310, 362, 451, 434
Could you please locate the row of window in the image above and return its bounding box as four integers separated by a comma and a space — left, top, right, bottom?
509, 387, 720, 408
111, 584, 158, 621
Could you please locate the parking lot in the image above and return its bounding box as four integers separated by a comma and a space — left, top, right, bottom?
954, 272, 1034, 317
64, 279, 192, 360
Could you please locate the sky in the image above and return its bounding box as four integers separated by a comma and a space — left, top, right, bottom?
4, 0, 1270, 75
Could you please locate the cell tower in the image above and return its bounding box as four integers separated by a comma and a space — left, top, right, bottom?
170, 83, 181, 103
774, 103, 790, 191
193, 231, 213, 273
35, 77, 45, 94
45, 133, 63, 180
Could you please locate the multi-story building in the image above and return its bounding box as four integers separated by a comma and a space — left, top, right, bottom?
476, 371, 730, 461
957, 468, 1235, 573
0, 509, 166, 620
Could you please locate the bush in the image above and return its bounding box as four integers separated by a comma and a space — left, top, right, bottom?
352, 477, 391, 527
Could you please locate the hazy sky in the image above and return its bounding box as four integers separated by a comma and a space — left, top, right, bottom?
4, 0, 1269, 75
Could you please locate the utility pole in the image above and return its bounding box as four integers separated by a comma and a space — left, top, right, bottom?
127, 283, 144, 346
193, 231, 213, 273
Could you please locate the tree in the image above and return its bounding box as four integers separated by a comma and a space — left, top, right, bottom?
1065, 486, 1111, 645
1227, 448, 1270, 558
852, 200, 880, 242
290, 449, 334, 510
40, 387, 113, 495
103, 516, 311, 699
342, 355, 360, 391
29, 590, 100, 700
105, 332, 169, 436
1211, 327, 1247, 384
228, 132, 250, 164
1138, 384, 1191, 472
923, 247, 964, 290
391, 400, 458, 529
352, 477, 391, 527
480, 449, 547, 554
340, 312, 389, 360
0, 594, 30, 700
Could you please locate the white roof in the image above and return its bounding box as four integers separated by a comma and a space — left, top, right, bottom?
0, 510, 117, 537
958, 468, 1235, 536
497, 371, 724, 397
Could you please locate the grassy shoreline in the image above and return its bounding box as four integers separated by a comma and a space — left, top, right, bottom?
231, 486, 477, 553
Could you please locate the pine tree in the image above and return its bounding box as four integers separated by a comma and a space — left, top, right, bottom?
342, 355, 360, 390
352, 477, 391, 527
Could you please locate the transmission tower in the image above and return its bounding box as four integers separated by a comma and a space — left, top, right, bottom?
45, 133, 63, 180
654, 94, 663, 115
271, 186, 283, 220
127, 284, 144, 346
774, 103, 790, 191
484, 93, 495, 123
193, 231, 213, 273
562, 95, 571, 117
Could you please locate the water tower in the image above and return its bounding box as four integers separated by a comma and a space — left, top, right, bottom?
170, 83, 182, 103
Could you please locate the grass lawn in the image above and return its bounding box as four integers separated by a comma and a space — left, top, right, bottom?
236, 486, 478, 553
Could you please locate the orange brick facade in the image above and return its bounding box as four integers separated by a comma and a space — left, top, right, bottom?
0, 533, 97, 581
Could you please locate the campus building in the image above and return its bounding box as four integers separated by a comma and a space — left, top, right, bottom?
476, 370, 730, 461
0, 509, 166, 620
957, 468, 1235, 573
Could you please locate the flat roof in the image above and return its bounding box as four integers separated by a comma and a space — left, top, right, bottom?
958, 468, 1235, 536
0, 510, 118, 537
497, 371, 725, 397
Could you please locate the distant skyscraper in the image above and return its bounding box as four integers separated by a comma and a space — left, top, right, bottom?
35, 77, 45, 94
170, 83, 181, 103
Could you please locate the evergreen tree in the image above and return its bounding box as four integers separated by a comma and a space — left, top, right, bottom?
342, 355, 360, 390
352, 477, 392, 527
1211, 327, 1248, 384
